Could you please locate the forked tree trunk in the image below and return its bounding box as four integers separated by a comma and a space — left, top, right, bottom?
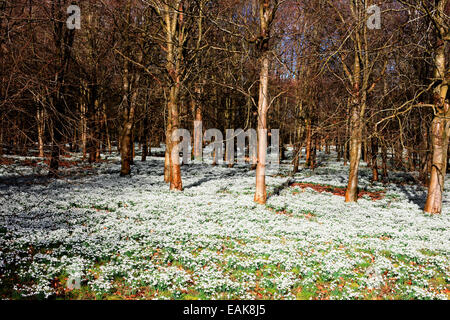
160, 1, 185, 190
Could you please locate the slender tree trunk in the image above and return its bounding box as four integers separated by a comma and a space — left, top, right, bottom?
168, 86, 182, 190
80, 103, 87, 158
381, 143, 388, 179
292, 127, 302, 174
310, 134, 317, 170
254, 54, 270, 204
164, 105, 171, 183
345, 104, 362, 202
103, 103, 111, 154
141, 103, 149, 162
87, 94, 98, 164
120, 54, 141, 176
193, 88, 203, 161
48, 15, 75, 177
37, 105, 45, 158
48, 100, 64, 177
344, 103, 350, 166
305, 119, 312, 167
0, 117, 3, 156
447, 145, 450, 174
371, 137, 379, 182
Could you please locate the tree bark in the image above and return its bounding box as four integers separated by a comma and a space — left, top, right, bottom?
254, 54, 270, 204
345, 103, 362, 202
371, 137, 379, 182
37, 105, 45, 158
424, 3, 449, 214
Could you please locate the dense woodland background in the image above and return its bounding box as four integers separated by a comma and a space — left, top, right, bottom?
0, 0, 449, 213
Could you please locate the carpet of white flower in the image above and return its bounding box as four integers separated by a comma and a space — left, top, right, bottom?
0, 148, 449, 300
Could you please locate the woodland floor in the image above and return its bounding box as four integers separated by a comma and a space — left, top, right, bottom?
0, 147, 449, 300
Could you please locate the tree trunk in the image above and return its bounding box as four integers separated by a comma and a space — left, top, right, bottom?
167, 86, 182, 190
141, 110, 149, 162
37, 105, 45, 158
292, 127, 302, 174
48, 15, 75, 177
254, 54, 270, 204
193, 90, 203, 161
164, 110, 171, 183
424, 13, 448, 213
80, 103, 87, 159
371, 137, 379, 182
424, 114, 449, 213
345, 104, 362, 202
305, 119, 312, 167
87, 95, 98, 164
381, 143, 388, 179
120, 54, 141, 176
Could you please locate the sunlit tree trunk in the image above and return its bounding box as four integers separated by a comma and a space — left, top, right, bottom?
167, 85, 183, 190
345, 101, 362, 202
254, 54, 269, 204
254, 0, 278, 204
156, 1, 186, 189
424, 0, 449, 214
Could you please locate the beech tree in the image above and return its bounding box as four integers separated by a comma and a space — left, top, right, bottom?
398, 0, 450, 214
253, 0, 279, 204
